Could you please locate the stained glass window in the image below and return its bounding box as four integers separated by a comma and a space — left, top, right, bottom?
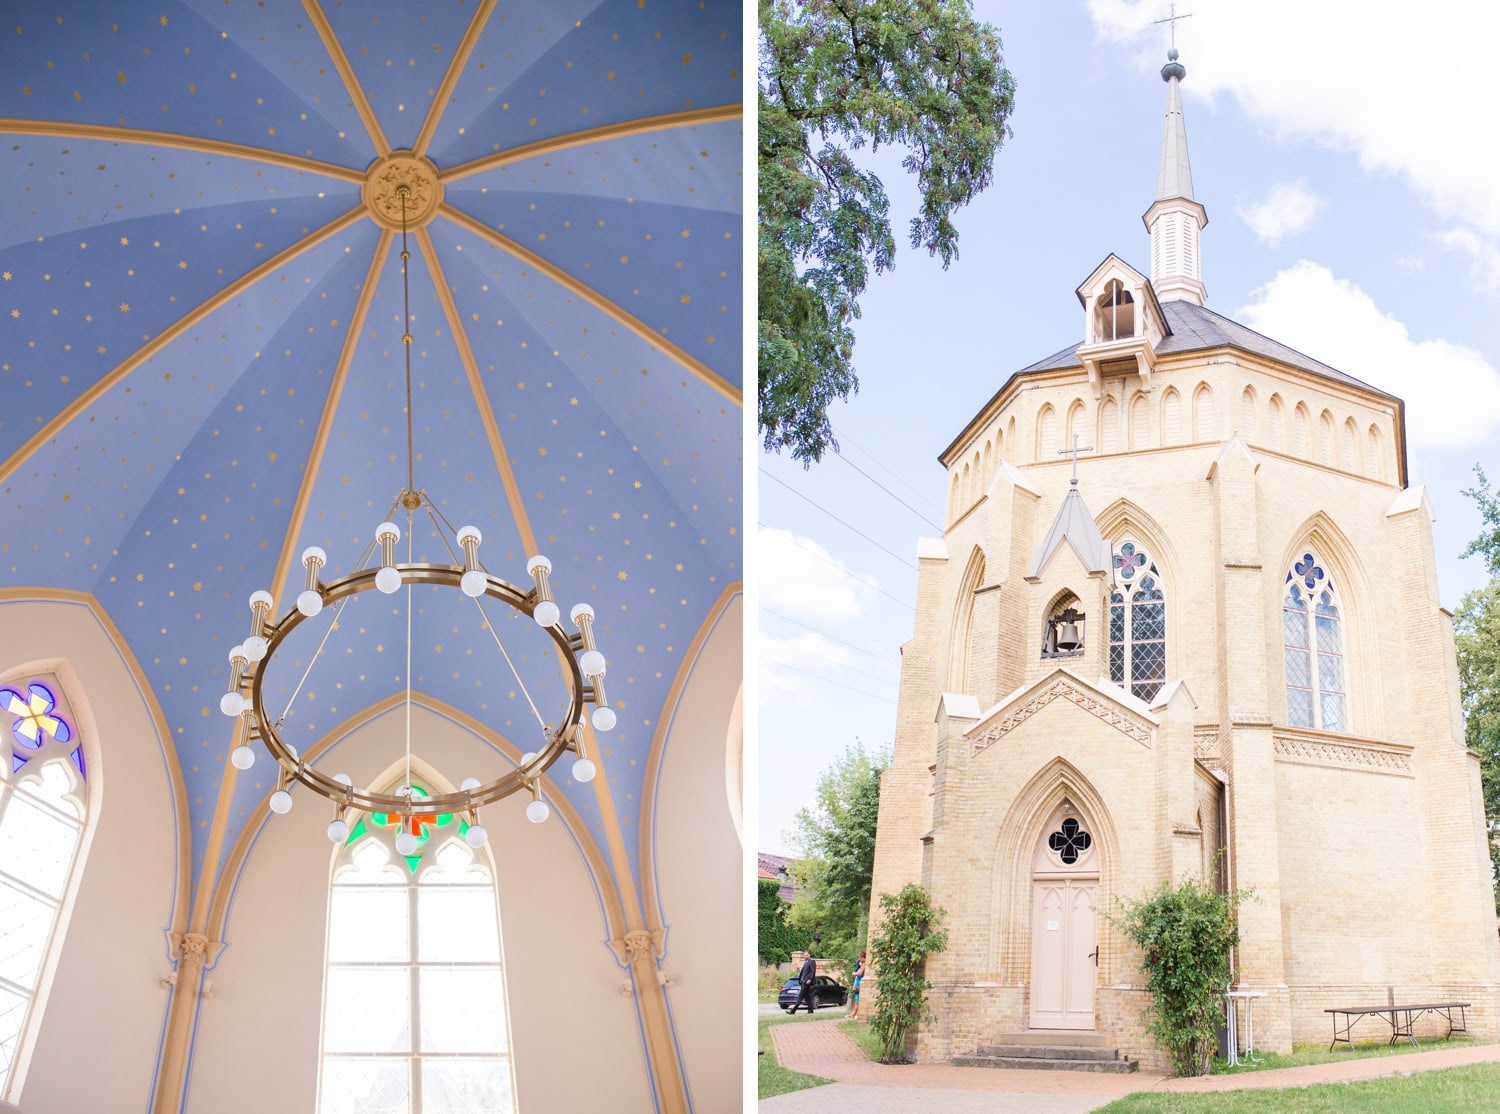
0, 678, 86, 1101
1282, 554, 1346, 731
318, 784, 516, 1114
1109, 542, 1168, 702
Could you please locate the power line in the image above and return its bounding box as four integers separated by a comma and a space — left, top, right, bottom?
831, 448, 944, 531
760, 654, 898, 703
762, 607, 898, 668
831, 425, 946, 518
763, 645, 898, 688
760, 469, 919, 571
757, 522, 916, 611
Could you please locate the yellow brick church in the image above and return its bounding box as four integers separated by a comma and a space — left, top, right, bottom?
867, 50, 1500, 1069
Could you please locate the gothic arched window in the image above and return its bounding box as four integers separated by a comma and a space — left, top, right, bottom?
1282, 554, 1346, 732
1109, 543, 1167, 701
318, 783, 516, 1114
0, 679, 88, 1102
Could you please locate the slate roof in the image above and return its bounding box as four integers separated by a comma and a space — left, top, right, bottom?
1016, 299, 1396, 401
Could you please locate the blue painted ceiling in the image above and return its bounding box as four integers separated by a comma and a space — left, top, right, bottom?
0, 0, 742, 908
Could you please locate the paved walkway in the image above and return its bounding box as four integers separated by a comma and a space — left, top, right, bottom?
762, 1019, 1500, 1111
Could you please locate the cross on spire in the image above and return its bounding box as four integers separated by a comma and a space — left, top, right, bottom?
1058, 433, 1095, 485
1153, 2, 1192, 51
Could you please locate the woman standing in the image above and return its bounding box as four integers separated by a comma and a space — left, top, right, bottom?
848, 952, 867, 1019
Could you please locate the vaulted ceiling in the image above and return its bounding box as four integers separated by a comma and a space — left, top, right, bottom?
0, 0, 742, 912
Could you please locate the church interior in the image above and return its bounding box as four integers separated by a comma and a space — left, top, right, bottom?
0, 3, 743, 1111
868, 49, 1500, 1069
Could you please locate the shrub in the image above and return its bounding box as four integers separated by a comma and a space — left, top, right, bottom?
758, 878, 811, 964
1113, 873, 1249, 1076
868, 884, 947, 1062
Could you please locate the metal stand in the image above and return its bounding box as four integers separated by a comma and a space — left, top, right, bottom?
1225, 990, 1266, 1065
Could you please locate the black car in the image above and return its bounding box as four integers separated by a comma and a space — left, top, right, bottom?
778, 974, 849, 1012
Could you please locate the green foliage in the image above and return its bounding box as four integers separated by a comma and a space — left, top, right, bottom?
1113, 874, 1248, 1077
787, 742, 886, 971
868, 883, 947, 1062
758, 878, 812, 964
758, 0, 1017, 463
1457, 465, 1500, 908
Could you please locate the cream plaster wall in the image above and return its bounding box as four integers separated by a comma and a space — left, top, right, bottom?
647, 594, 741, 1114
186, 704, 655, 1114
0, 598, 182, 1114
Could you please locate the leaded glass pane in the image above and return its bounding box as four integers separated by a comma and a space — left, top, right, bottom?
421, 1060, 512, 1114
1108, 644, 1125, 683
416, 888, 500, 964
1109, 601, 1124, 643
1282, 595, 1308, 650
1284, 645, 1310, 689
1286, 685, 1314, 727
0, 879, 57, 988
328, 887, 409, 964
1133, 641, 1166, 682
1315, 609, 1341, 655
1319, 652, 1344, 699
0, 983, 28, 1087
323, 968, 411, 1054
1132, 600, 1165, 642
319, 1057, 410, 1114
418, 968, 507, 1053
1321, 692, 1346, 733
0, 793, 79, 897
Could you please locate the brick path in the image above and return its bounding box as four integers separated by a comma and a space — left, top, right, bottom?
763, 1019, 1500, 1111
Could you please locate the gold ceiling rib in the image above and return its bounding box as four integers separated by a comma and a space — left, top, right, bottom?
438, 204, 742, 405
188, 713, 250, 934
302, 0, 391, 160
412, 0, 498, 159
0, 118, 365, 182
438, 103, 742, 184
0, 206, 365, 487
265, 232, 393, 611
416, 227, 539, 557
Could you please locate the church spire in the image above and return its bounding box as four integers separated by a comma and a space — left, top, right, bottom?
1143, 49, 1208, 305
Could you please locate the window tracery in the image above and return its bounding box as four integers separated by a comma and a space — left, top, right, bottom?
1282, 553, 1346, 732
1108, 543, 1167, 701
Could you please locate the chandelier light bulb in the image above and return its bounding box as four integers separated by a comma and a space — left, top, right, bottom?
460, 569, 488, 597
243, 635, 269, 661
592, 706, 617, 732
333, 772, 353, 787
572, 757, 596, 783
580, 650, 607, 678
230, 744, 255, 770
395, 831, 418, 856
297, 589, 323, 617
220, 692, 245, 717
327, 819, 349, 843
465, 824, 489, 848
520, 751, 537, 766
375, 565, 402, 594
570, 602, 595, 624
526, 799, 550, 824
460, 777, 481, 791
375, 521, 401, 543
269, 789, 293, 814
456, 525, 482, 545
301, 545, 328, 568
532, 599, 560, 627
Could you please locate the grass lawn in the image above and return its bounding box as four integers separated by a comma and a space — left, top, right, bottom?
757, 1013, 836, 1099
1094, 1063, 1500, 1112
838, 1017, 883, 1061
1212, 1039, 1475, 1075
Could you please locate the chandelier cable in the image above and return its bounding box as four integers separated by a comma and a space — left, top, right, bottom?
400, 187, 416, 497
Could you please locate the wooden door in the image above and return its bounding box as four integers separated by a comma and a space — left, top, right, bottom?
1028, 877, 1098, 1029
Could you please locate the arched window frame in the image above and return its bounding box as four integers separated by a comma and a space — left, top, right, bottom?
317, 777, 517, 1114
1281, 553, 1347, 732
1108, 542, 1167, 701
0, 677, 90, 1104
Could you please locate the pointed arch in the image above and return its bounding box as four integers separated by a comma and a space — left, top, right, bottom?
1343, 417, 1359, 472
1065, 399, 1087, 456
1268, 394, 1285, 452
1097, 499, 1180, 702
1240, 386, 1257, 443
1193, 383, 1215, 442
1366, 424, 1383, 481
996, 424, 1006, 462
1099, 398, 1120, 455
1318, 409, 1335, 465
1007, 416, 1017, 459
1293, 402, 1311, 458
982, 440, 993, 495
1161, 388, 1182, 446
949, 471, 961, 523
948, 548, 987, 693
1276, 513, 1378, 736
987, 758, 1121, 982
1037, 405, 1058, 463
1129, 392, 1149, 451
961, 460, 972, 510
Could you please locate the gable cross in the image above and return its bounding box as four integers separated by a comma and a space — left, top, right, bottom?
1058, 433, 1095, 485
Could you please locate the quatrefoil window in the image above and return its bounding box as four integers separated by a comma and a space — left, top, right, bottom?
1048, 817, 1092, 864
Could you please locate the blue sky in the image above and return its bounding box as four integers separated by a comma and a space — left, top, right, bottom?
755, 0, 1500, 855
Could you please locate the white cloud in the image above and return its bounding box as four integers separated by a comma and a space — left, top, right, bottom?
1087, 0, 1500, 291
1236, 181, 1321, 245
1236, 261, 1500, 451
760, 629, 855, 703
758, 526, 878, 625
1437, 227, 1500, 294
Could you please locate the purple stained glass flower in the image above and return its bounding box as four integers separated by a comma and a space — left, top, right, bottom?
1292, 554, 1325, 591
0, 682, 73, 749
1114, 543, 1147, 582
1048, 817, 1092, 864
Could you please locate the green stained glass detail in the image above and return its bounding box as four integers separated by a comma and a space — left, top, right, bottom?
343, 785, 470, 872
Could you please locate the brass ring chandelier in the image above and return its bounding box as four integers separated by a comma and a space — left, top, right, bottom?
216, 183, 614, 851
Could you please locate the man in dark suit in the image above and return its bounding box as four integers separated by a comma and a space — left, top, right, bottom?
790, 953, 819, 1014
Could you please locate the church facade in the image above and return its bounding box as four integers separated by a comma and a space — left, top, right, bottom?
867, 52, 1500, 1067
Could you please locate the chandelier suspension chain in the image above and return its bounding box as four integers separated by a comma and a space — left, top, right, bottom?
421, 502, 550, 734
400, 187, 416, 496
405, 507, 415, 794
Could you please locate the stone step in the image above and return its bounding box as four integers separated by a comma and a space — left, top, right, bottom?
953, 1053, 1139, 1074
974, 1042, 1120, 1062
987, 1031, 1110, 1047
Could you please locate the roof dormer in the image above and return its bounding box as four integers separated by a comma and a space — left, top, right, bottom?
1074, 254, 1170, 397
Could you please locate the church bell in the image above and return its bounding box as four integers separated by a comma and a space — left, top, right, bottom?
1055, 608, 1084, 651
